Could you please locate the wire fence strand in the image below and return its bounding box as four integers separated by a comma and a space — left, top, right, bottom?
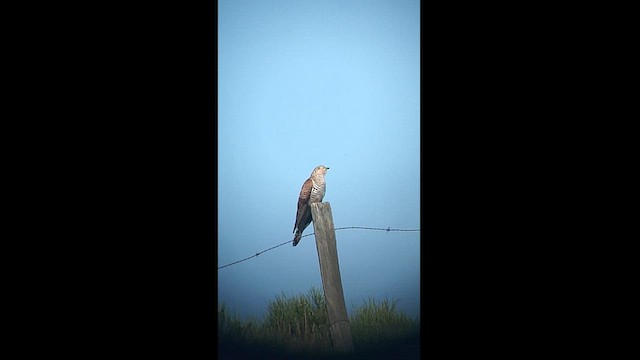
217, 226, 420, 270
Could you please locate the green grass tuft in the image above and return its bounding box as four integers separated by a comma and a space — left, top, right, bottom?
349, 297, 420, 353
218, 288, 420, 359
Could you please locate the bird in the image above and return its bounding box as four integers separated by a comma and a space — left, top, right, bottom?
293, 165, 329, 246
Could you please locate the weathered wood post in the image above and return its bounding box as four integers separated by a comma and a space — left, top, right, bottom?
310, 202, 354, 353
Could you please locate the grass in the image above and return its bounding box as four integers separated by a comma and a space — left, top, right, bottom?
218, 287, 420, 359
350, 298, 420, 356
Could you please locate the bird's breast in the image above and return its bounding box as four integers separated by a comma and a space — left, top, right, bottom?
309, 180, 325, 203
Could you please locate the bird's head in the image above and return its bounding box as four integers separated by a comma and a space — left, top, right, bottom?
313, 165, 329, 176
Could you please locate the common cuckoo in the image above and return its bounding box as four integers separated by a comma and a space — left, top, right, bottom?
293, 165, 329, 246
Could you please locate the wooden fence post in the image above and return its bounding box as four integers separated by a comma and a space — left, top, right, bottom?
310, 202, 354, 353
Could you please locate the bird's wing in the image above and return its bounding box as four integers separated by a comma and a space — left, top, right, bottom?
294, 177, 313, 231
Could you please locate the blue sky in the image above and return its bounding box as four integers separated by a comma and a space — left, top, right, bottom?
218, 0, 420, 321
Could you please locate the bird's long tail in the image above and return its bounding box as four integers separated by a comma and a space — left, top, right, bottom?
293, 231, 302, 246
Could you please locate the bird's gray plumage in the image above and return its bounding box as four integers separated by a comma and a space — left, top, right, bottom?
293, 165, 329, 246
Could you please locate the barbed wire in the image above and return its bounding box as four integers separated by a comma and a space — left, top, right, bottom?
217, 226, 420, 270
